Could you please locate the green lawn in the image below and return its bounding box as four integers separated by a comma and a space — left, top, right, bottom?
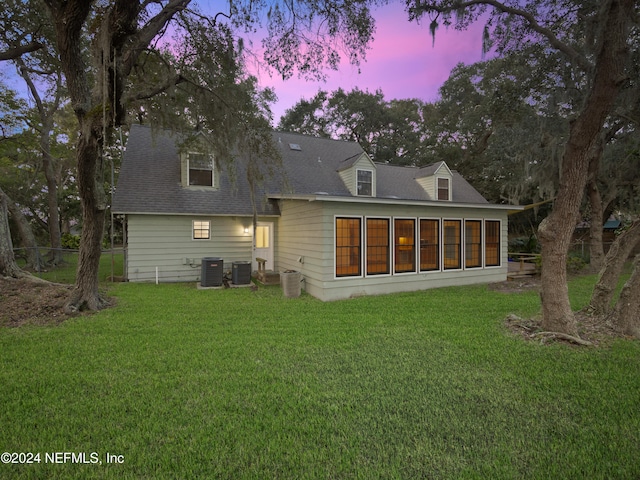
25, 250, 124, 284
1, 273, 639, 479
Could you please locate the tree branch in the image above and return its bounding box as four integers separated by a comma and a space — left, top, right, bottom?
0, 41, 43, 62
124, 73, 185, 103
410, 0, 593, 71
120, 0, 191, 78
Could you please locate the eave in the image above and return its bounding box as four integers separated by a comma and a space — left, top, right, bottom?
269, 194, 523, 211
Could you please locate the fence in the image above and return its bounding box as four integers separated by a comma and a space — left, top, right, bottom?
12, 246, 124, 283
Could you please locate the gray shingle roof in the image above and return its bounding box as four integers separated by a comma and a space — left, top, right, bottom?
112, 124, 280, 216
113, 125, 489, 215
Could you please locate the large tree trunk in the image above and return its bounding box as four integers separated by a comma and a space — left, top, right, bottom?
44, 0, 190, 311
589, 220, 640, 315
0, 186, 24, 278
41, 125, 64, 266
538, 0, 633, 336
65, 124, 109, 312
611, 255, 640, 338
5, 193, 46, 272
16, 58, 65, 266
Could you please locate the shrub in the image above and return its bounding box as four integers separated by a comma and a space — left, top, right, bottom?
567, 252, 587, 273
509, 234, 540, 253
61, 233, 80, 249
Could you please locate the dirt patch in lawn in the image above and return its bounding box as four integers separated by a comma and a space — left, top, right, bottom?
492, 276, 626, 347
0, 276, 78, 327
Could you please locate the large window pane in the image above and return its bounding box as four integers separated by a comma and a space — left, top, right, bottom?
485, 220, 501, 266
357, 170, 372, 196
420, 219, 439, 271
255, 225, 269, 248
465, 220, 482, 268
437, 177, 450, 200
366, 218, 389, 275
336, 217, 361, 277
394, 219, 416, 273
193, 220, 210, 240
443, 220, 461, 269
189, 153, 213, 186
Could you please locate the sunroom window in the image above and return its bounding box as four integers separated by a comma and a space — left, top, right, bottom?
420, 219, 439, 271
336, 217, 361, 277
443, 219, 461, 269
394, 219, 416, 273
465, 220, 482, 268
366, 218, 390, 275
485, 220, 501, 267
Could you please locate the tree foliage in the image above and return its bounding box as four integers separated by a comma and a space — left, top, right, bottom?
279, 88, 428, 165
409, 0, 638, 337
14, 0, 380, 311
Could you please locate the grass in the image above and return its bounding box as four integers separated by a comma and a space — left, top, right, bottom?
25, 250, 124, 284
1, 270, 639, 478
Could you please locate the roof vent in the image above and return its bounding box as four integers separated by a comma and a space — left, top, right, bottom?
289, 143, 301, 151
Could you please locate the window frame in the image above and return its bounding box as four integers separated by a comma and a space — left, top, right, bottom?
484, 219, 502, 267
442, 218, 462, 270
356, 169, 374, 197
464, 219, 483, 269
192, 220, 211, 240
419, 218, 440, 272
437, 177, 451, 201
365, 217, 391, 276
187, 152, 215, 187
335, 216, 363, 278
393, 218, 417, 274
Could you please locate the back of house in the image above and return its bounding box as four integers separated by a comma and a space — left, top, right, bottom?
112, 124, 518, 300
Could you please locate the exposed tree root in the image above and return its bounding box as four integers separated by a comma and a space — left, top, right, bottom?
2, 271, 57, 285
64, 291, 111, 314
533, 331, 594, 346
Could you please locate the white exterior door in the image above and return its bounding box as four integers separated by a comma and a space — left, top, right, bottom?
253, 222, 274, 271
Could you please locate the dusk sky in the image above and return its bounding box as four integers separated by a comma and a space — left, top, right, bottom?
0, 1, 490, 126
248, 2, 491, 123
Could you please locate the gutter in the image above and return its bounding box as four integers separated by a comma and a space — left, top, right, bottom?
268, 194, 523, 212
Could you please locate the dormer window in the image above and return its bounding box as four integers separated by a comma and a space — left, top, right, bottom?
437, 177, 450, 201
357, 169, 373, 196
188, 153, 214, 186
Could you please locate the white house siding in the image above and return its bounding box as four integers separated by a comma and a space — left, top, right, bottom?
275, 200, 509, 301
275, 200, 330, 298
125, 214, 254, 282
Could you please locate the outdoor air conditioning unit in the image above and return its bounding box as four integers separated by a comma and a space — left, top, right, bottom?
232, 261, 251, 285
201, 257, 223, 287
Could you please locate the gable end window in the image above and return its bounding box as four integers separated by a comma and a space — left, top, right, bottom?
357, 169, 373, 196
189, 153, 214, 186
437, 177, 450, 201
193, 220, 211, 240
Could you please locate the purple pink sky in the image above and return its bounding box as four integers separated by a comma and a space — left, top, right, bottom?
248, 2, 490, 123
0, 2, 489, 126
